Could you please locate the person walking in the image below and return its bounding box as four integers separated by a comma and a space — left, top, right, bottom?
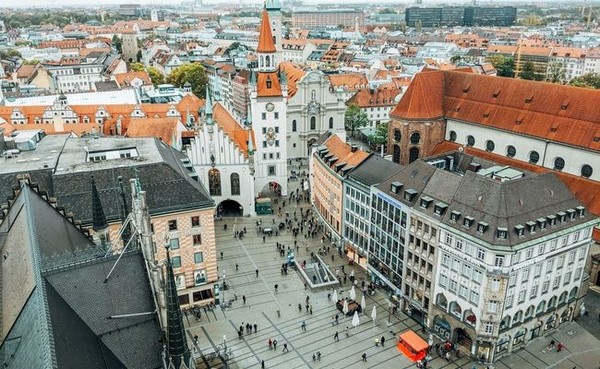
261, 359, 265, 369
220, 251, 223, 260
334, 331, 339, 342
362, 353, 367, 362
268, 338, 273, 350
274, 284, 278, 293
335, 314, 339, 325
256, 269, 259, 277
298, 303, 302, 313
254, 323, 258, 333
242, 295, 246, 304
381, 336, 385, 346
282, 343, 289, 353
301, 321, 307, 331
235, 263, 239, 271
273, 340, 278, 350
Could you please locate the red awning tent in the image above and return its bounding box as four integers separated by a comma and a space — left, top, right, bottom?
396, 330, 429, 362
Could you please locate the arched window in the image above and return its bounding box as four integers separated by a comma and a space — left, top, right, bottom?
310, 116, 316, 130
260, 55, 264, 67
410, 132, 421, 144
529, 151, 540, 164
394, 129, 401, 142
311, 89, 316, 100
513, 310, 523, 324
329, 117, 333, 129
208, 168, 221, 196
536, 301, 546, 315
230, 173, 240, 195
569, 286, 578, 301
581, 164, 593, 178
506, 145, 516, 158
393, 144, 401, 163
554, 157, 565, 171
265, 55, 270, 67
292, 119, 297, 132
486, 140, 495, 152
436, 293, 448, 310
409, 147, 419, 163
464, 310, 476, 326
466, 135, 475, 147
499, 316, 511, 331
547, 296, 557, 310
449, 301, 462, 319
449, 131, 457, 142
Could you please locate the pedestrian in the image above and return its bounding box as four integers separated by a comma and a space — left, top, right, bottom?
345, 326, 349, 337
273, 340, 278, 350
305, 303, 309, 312
310, 305, 313, 315
238, 330, 242, 339
312, 353, 316, 361
282, 343, 289, 353
268, 338, 272, 350
220, 251, 223, 260
335, 314, 339, 324
235, 263, 239, 271
334, 331, 339, 342
362, 353, 367, 362
263, 236, 266, 243
557, 342, 564, 352
301, 321, 307, 331
243, 295, 246, 304
254, 323, 258, 333
317, 351, 321, 361
445, 351, 450, 362
298, 303, 302, 312
256, 269, 259, 277
274, 284, 278, 293
261, 359, 265, 369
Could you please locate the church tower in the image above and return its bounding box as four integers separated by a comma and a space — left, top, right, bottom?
250, 7, 288, 197
265, 0, 283, 53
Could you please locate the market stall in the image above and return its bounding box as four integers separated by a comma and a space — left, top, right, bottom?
397, 330, 429, 362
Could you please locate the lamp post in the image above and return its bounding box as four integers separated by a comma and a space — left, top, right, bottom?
387, 299, 393, 326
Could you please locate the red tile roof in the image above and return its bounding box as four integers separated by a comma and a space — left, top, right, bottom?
213, 102, 254, 157
347, 86, 402, 108
256, 72, 282, 97
125, 118, 181, 145
322, 134, 370, 172
113, 71, 152, 86
392, 69, 600, 151
279, 62, 305, 98
257, 9, 276, 53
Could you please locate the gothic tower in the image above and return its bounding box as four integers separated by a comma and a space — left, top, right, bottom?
265, 0, 283, 53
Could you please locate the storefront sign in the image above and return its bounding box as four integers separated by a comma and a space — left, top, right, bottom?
433, 316, 451, 340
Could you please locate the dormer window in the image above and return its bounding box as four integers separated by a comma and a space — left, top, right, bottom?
497, 227, 508, 239
434, 202, 448, 216
450, 210, 461, 222
537, 218, 547, 230
547, 214, 557, 226
515, 224, 525, 237
576, 206, 585, 217
557, 211, 567, 222
566, 209, 576, 220
477, 221, 489, 233
390, 181, 403, 194
266, 76, 272, 89
526, 221, 536, 233
404, 189, 417, 202
420, 196, 433, 209
464, 216, 474, 228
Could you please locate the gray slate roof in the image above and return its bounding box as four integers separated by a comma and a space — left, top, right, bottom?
348, 154, 403, 187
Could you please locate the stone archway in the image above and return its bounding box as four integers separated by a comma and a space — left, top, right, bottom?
454, 327, 472, 349
260, 181, 283, 198
307, 138, 317, 155
217, 199, 243, 217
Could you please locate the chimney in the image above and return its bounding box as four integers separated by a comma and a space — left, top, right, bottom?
350, 145, 358, 153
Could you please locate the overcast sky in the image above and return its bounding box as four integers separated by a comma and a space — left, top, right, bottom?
0, 0, 527, 8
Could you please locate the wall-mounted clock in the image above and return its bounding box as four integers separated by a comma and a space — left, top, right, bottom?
266, 102, 275, 112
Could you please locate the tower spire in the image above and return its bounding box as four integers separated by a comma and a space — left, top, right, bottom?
205, 86, 213, 125
257, 9, 276, 54
165, 247, 193, 369
118, 176, 132, 247
91, 175, 109, 249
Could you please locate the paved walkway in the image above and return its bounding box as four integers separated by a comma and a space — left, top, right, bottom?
184, 161, 600, 369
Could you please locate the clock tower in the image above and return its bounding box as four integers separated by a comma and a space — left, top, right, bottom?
250, 7, 288, 197
265, 0, 282, 53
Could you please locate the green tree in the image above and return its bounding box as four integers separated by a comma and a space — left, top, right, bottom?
380, 8, 397, 14
0, 49, 21, 59
225, 41, 241, 57
546, 61, 566, 84
167, 63, 208, 98
23, 59, 40, 65
147, 66, 165, 86
519, 61, 543, 81
487, 54, 514, 78
450, 55, 462, 64
344, 104, 369, 137
129, 62, 145, 72
569, 73, 600, 89
112, 34, 122, 54
367, 122, 388, 150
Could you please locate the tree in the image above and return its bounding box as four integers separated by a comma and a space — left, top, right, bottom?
225, 41, 241, 57
147, 66, 165, 86
112, 34, 122, 54
450, 55, 462, 64
569, 73, 600, 89
546, 61, 566, 84
367, 122, 388, 151
129, 62, 145, 72
487, 54, 514, 78
0, 49, 21, 60
23, 59, 40, 65
167, 63, 208, 98
519, 61, 543, 81
344, 104, 369, 137
380, 8, 397, 14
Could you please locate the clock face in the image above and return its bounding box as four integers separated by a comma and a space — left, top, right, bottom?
272, 20, 278, 26
266, 102, 275, 112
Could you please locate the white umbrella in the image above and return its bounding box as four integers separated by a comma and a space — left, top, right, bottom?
360, 294, 366, 314
349, 285, 356, 300
371, 306, 377, 326
352, 310, 360, 330
332, 289, 338, 305
343, 299, 349, 316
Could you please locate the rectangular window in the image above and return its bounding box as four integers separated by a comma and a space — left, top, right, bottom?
542, 278, 549, 293
562, 236, 568, 246
268, 165, 276, 176
505, 295, 513, 308
485, 322, 494, 334
488, 301, 498, 313
274, 112, 279, 119
262, 127, 267, 134
193, 234, 202, 245
550, 239, 557, 251
494, 255, 504, 267
547, 259, 554, 270
568, 251, 575, 264
262, 141, 267, 148
261, 112, 266, 120
518, 289, 526, 303
530, 284, 538, 298
191, 216, 200, 227
470, 290, 479, 304
168, 220, 178, 231
526, 248, 532, 258
534, 264, 542, 277
172, 256, 182, 268
167, 238, 179, 250
473, 269, 483, 284
477, 248, 485, 261
449, 279, 457, 293
456, 238, 463, 251
553, 276, 561, 288
194, 252, 204, 263
439, 274, 448, 287
462, 264, 472, 278
509, 274, 516, 286
459, 285, 469, 299
522, 268, 530, 282
513, 252, 520, 263
491, 278, 500, 292
452, 258, 460, 271
442, 253, 450, 267
445, 233, 453, 245
538, 244, 545, 255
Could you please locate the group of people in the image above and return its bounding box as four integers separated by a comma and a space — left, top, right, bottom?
237, 322, 257, 339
